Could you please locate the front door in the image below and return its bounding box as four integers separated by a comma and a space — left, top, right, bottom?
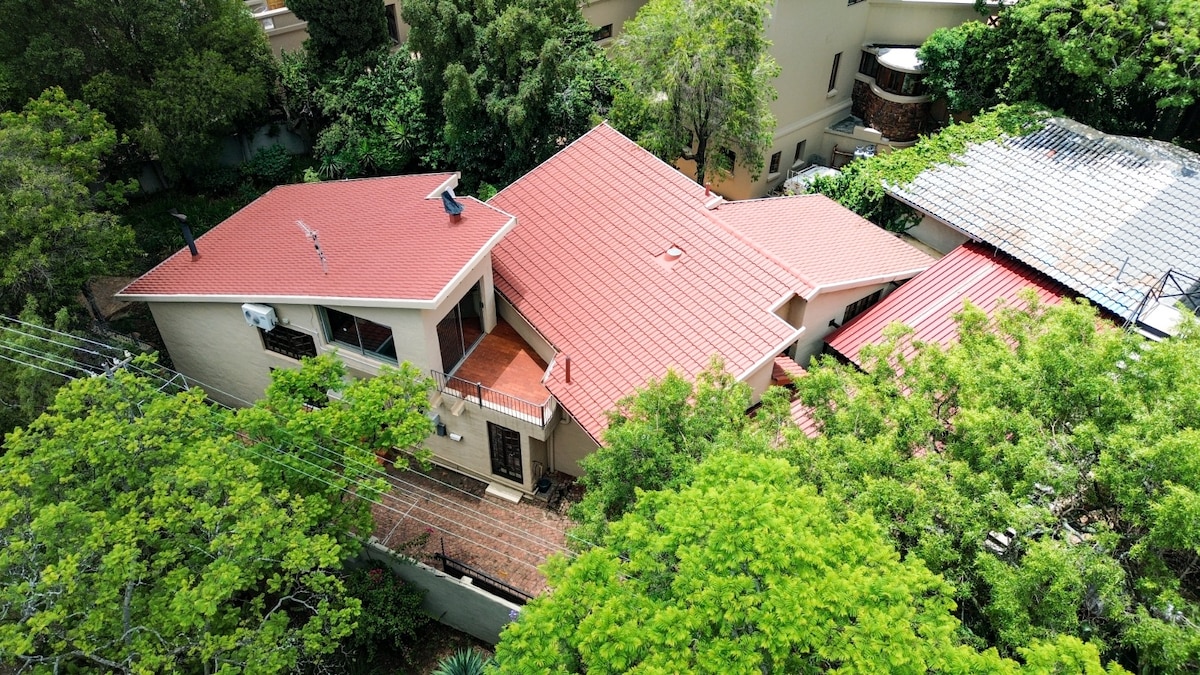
488, 422, 523, 482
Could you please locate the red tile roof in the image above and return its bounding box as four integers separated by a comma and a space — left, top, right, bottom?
790, 398, 821, 439
119, 174, 514, 307
492, 123, 928, 441
716, 195, 933, 289
825, 242, 1071, 366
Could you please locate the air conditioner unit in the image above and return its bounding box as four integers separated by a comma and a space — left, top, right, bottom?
242, 303, 277, 331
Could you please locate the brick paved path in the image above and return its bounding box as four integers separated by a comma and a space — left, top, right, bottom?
371, 466, 574, 597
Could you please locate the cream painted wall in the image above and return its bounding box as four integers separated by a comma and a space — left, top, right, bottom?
794, 284, 900, 364
550, 412, 600, 477
579, 0, 645, 41
148, 300, 430, 406
864, 0, 981, 45
425, 398, 551, 493
908, 213, 971, 254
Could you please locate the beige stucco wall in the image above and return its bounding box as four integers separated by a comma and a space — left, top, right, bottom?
579, 0, 645, 42
864, 0, 981, 45
425, 397, 553, 493
148, 300, 428, 406
549, 412, 600, 476
908, 212, 971, 254
794, 283, 904, 364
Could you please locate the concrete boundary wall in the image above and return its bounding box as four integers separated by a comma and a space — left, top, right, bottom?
357, 540, 520, 645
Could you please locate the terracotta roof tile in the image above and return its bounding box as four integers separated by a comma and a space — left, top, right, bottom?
825, 242, 1071, 366
715, 194, 934, 288
490, 124, 809, 440
119, 174, 514, 304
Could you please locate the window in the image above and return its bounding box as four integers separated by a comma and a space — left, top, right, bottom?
843, 289, 883, 324
828, 52, 842, 93
488, 422, 523, 482
260, 325, 317, 361
436, 282, 484, 373
321, 307, 397, 363
385, 4, 400, 43
793, 140, 807, 168
722, 148, 736, 168
876, 67, 927, 97
768, 151, 781, 175
592, 23, 612, 41
858, 51, 878, 78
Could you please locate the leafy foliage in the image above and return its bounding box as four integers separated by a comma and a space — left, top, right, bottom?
569, 359, 753, 544
806, 104, 1048, 231
792, 298, 1200, 671
0, 0, 276, 174
0, 370, 359, 672
0, 301, 77, 433
0, 354, 437, 672
341, 567, 430, 664
495, 451, 1121, 673
0, 88, 137, 315
286, 0, 391, 73
281, 49, 430, 180
610, 0, 779, 186
919, 0, 1200, 141
403, 0, 616, 188
241, 144, 298, 189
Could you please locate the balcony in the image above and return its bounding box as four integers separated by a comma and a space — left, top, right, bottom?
431, 319, 554, 427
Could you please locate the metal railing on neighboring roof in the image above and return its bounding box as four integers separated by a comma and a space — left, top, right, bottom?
431, 370, 551, 428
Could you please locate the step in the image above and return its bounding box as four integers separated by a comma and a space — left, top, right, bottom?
485, 482, 523, 504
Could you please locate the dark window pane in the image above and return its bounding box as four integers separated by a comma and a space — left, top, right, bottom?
260, 326, 317, 360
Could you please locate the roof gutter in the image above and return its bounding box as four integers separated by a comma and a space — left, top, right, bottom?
802, 266, 931, 298
736, 326, 807, 384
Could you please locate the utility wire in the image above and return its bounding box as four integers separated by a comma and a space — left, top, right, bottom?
0, 331, 576, 563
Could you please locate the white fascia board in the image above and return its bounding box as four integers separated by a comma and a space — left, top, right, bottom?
808, 266, 931, 295
736, 326, 807, 383
427, 212, 517, 309
425, 172, 461, 199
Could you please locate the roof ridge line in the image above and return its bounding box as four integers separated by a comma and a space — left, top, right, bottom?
699, 207, 818, 292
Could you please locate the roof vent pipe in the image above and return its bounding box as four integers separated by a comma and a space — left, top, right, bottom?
704, 183, 711, 197
563, 354, 571, 384
442, 190, 465, 223
169, 209, 198, 258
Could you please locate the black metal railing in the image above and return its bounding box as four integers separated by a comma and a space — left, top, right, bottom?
431, 370, 550, 428
435, 552, 534, 605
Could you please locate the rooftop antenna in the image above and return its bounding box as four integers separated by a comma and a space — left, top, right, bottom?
296, 220, 329, 274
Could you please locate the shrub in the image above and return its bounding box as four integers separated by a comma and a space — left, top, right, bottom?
342, 567, 430, 663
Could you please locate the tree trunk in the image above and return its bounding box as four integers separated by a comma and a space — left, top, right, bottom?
694, 134, 708, 186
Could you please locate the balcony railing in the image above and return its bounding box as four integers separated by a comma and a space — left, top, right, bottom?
431, 370, 552, 428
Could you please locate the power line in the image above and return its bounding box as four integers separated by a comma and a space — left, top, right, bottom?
0, 352, 77, 380
0, 331, 577, 563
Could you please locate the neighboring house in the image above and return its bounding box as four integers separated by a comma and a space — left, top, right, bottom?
119, 123, 931, 495
823, 241, 1072, 368
243, 0, 981, 198
889, 117, 1200, 337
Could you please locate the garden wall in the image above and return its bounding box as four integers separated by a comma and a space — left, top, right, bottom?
358, 539, 521, 646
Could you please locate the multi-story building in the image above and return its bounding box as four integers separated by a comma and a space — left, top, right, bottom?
245, 0, 981, 199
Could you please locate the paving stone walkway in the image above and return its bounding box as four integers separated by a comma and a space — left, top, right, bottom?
371, 465, 575, 597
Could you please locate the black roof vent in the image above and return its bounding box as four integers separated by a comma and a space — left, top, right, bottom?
442, 190, 464, 216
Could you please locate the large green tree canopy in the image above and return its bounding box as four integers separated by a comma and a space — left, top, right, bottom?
0, 0, 276, 173
403, 0, 616, 187
793, 298, 1200, 671
609, 0, 779, 186
0, 88, 136, 316
0, 354, 433, 672
919, 0, 1200, 141
495, 451, 1121, 673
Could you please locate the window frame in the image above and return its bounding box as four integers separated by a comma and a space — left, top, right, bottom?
828, 52, 842, 93
487, 422, 523, 482
319, 307, 398, 364
768, 151, 782, 176
260, 325, 318, 361
842, 289, 883, 324
792, 140, 808, 169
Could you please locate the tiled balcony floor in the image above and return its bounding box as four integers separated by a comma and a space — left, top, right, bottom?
371, 463, 575, 598
452, 319, 551, 405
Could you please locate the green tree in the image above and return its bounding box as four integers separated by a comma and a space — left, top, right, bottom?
495, 451, 1120, 673
286, 0, 390, 73
569, 359, 753, 544
793, 298, 1200, 671
403, 0, 616, 187
0, 0, 276, 174
609, 0, 780, 187
919, 0, 1200, 141
280, 49, 429, 179
0, 302, 79, 433
0, 371, 358, 672
0, 355, 436, 672
0, 88, 136, 316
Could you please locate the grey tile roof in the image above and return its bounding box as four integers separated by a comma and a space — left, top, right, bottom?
889, 118, 1200, 320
